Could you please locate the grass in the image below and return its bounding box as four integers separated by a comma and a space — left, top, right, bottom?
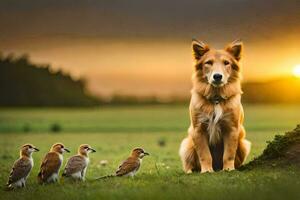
0, 104, 300, 199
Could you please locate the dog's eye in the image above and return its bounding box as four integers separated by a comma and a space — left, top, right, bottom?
204, 60, 213, 65
223, 60, 230, 65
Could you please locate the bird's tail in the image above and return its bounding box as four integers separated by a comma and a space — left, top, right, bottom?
4, 183, 13, 191
95, 174, 116, 180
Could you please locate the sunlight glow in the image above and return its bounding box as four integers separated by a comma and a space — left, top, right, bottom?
293, 64, 300, 78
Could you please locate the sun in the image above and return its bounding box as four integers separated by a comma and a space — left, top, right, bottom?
293, 64, 300, 78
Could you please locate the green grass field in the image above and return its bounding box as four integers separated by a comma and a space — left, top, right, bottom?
0, 104, 300, 200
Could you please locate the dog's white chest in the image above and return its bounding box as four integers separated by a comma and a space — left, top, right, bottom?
198, 104, 223, 145
209, 104, 223, 144
213, 104, 223, 124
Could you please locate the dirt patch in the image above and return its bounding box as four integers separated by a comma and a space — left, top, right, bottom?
243, 124, 300, 169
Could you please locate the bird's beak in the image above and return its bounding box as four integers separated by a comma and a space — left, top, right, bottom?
64, 148, 70, 153
144, 152, 150, 156
89, 148, 96, 153
33, 147, 40, 152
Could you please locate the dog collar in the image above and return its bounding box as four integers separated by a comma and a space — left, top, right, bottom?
207, 95, 227, 104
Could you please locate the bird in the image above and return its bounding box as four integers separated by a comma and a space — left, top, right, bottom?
6, 144, 39, 190
37, 143, 70, 184
96, 147, 149, 179
62, 144, 96, 181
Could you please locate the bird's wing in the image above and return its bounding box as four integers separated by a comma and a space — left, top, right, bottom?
7, 157, 32, 185
38, 152, 62, 181
63, 155, 86, 176
116, 157, 140, 176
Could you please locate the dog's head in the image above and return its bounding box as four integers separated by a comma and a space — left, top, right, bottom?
192, 39, 242, 87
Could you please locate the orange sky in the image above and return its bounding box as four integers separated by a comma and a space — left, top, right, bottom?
0, 0, 299, 98
2, 36, 299, 98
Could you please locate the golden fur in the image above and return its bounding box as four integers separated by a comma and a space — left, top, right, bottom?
179, 39, 251, 173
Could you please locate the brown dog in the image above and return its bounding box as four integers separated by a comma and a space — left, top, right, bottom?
179, 39, 251, 173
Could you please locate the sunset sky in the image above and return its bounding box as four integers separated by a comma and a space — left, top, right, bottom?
0, 0, 299, 98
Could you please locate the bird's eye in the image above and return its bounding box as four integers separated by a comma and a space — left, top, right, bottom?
204, 60, 213, 65
223, 60, 230, 65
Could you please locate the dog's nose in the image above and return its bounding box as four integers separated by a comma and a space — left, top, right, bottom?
213, 74, 223, 82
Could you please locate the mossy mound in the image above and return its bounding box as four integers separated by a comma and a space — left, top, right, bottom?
244, 124, 300, 169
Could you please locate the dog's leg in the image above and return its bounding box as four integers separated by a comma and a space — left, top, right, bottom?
179, 137, 199, 173
223, 128, 239, 171
192, 128, 214, 173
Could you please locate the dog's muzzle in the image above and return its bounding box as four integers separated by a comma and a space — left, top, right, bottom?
211, 73, 224, 87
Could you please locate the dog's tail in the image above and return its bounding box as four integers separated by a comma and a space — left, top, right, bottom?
95, 174, 116, 180
235, 139, 251, 168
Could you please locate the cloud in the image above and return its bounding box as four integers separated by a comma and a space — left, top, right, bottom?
0, 0, 299, 41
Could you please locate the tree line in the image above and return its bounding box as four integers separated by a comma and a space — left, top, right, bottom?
1, 53, 299, 106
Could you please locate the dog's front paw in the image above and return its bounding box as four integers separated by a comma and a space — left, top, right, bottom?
223, 162, 235, 171
201, 167, 214, 173
223, 160, 235, 171
223, 166, 235, 171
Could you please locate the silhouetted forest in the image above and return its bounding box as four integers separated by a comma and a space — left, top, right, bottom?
0, 54, 99, 107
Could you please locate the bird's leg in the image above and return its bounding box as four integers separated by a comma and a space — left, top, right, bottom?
21, 180, 25, 188
56, 175, 60, 183
129, 173, 135, 179
81, 169, 86, 181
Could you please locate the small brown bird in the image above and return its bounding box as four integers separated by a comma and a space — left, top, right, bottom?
6, 144, 39, 189
97, 147, 149, 179
37, 143, 70, 184
62, 144, 96, 181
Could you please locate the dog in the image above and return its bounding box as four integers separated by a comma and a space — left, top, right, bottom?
179, 39, 251, 173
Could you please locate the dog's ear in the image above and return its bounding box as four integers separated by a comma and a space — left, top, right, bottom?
226, 39, 243, 61
192, 39, 209, 60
